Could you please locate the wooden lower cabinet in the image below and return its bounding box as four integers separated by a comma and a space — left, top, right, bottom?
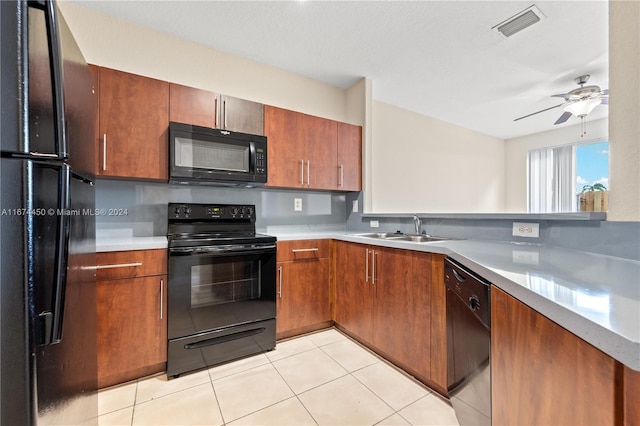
624, 366, 640, 425
371, 247, 432, 382
334, 241, 374, 342
276, 240, 331, 339
491, 287, 617, 425
333, 241, 435, 385
96, 250, 167, 388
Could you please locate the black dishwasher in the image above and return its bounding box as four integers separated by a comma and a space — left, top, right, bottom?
445, 257, 491, 426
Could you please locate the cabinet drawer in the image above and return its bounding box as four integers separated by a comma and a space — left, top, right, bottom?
96, 249, 167, 280
277, 239, 329, 262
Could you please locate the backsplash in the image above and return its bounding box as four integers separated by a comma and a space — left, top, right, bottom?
97, 182, 639, 261
95, 180, 347, 236
345, 193, 640, 261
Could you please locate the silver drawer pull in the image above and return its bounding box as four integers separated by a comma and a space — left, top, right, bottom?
291, 248, 319, 253
95, 262, 143, 269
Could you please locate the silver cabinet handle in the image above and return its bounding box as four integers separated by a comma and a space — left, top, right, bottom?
339, 164, 344, 187
223, 99, 228, 129
291, 248, 319, 253
102, 134, 107, 171
278, 266, 283, 298
214, 95, 219, 128
372, 250, 377, 284
300, 160, 304, 185
365, 248, 369, 283
306, 160, 310, 186
160, 279, 164, 320
94, 262, 142, 270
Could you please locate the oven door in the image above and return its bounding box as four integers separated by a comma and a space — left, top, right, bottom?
167, 245, 276, 377
167, 245, 276, 340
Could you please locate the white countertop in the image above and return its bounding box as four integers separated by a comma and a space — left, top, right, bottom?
96, 231, 640, 370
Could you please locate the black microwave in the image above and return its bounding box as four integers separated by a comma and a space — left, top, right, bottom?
169, 122, 267, 187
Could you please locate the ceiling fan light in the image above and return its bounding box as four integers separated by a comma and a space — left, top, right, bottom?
564, 98, 602, 117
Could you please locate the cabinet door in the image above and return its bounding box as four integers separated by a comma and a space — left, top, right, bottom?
98, 67, 169, 180
88, 64, 100, 176
429, 254, 447, 393
372, 248, 431, 380
220, 95, 264, 135
334, 241, 373, 343
276, 259, 330, 336
96, 275, 167, 388
491, 287, 616, 425
264, 105, 305, 188
337, 122, 362, 191
304, 114, 337, 190
169, 83, 216, 128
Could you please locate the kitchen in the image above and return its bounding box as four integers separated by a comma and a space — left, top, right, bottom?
1, 1, 638, 425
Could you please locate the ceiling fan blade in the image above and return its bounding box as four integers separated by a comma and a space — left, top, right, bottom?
551, 93, 569, 98
514, 103, 564, 122
554, 111, 572, 125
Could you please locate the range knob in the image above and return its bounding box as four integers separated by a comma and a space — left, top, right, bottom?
231, 207, 239, 216
245, 207, 253, 216
173, 206, 181, 216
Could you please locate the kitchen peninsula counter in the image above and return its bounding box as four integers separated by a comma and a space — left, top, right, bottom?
336, 234, 640, 371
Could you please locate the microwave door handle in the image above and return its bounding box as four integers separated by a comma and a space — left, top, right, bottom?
249, 142, 257, 173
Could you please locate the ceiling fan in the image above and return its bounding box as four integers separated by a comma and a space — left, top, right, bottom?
514, 75, 609, 125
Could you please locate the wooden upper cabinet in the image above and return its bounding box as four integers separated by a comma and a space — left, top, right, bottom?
264, 105, 305, 188
304, 114, 338, 190
98, 67, 169, 181
88, 64, 100, 176
337, 122, 362, 191
265, 105, 361, 191
218, 95, 264, 135
491, 287, 617, 425
169, 83, 216, 128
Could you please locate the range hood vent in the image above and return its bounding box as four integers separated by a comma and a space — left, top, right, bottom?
493, 5, 545, 38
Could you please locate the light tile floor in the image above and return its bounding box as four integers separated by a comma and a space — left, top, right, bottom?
98, 328, 459, 426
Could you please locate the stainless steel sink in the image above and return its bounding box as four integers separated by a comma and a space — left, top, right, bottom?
357, 232, 406, 239
395, 234, 452, 243
357, 232, 452, 243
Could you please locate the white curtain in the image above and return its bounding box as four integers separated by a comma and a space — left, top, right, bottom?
528, 145, 576, 213
552, 145, 576, 212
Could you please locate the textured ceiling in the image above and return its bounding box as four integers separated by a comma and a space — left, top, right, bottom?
72, 0, 609, 140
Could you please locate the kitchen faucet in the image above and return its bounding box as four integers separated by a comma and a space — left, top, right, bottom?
412, 215, 422, 235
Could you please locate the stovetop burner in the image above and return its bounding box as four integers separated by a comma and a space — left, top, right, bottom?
167, 203, 275, 249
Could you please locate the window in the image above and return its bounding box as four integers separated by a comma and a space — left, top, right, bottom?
528, 141, 609, 213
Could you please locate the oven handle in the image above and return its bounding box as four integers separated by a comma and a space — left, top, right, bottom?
183, 327, 266, 350
170, 244, 276, 256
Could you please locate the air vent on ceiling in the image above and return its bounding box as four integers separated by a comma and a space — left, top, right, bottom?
493, 5, 545, 38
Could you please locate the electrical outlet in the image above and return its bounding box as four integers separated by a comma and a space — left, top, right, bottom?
370, 220, 379, 228
352, 200, 359, 213
512, 222, 539, 238
294, 198, 302, 211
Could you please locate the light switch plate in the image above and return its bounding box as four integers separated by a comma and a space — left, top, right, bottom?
370, 220, 379, 228
352, 200, 359, 213
512, 222, 539, 238
294, 198, 302, 211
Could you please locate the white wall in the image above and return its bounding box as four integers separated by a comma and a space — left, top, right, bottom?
608, 1, 640, 222
370, 101, 505, 213
504, 118, 608, 213
57, 1, 353, 124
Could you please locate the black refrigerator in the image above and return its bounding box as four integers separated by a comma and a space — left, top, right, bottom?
1, 0, 98, 424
